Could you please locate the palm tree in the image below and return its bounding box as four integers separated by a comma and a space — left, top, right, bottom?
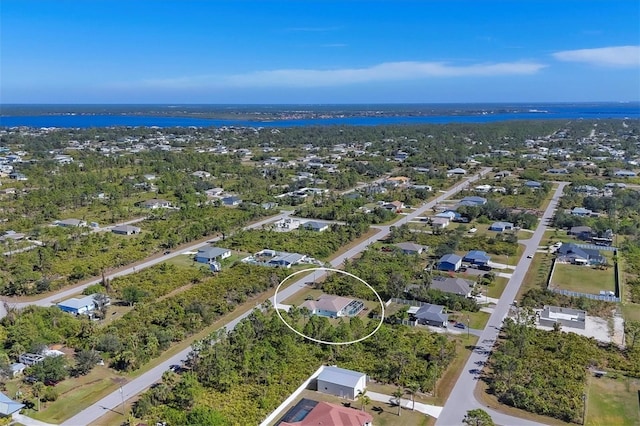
405, 382, 420, 411
356, 389, 368, 411
33, 381, 45, 411
392, 388, 404, 416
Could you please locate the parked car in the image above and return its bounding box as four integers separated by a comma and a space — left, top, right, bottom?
454, 322, 466, 329
527, 254, 533, 258
164, 250, 171, 255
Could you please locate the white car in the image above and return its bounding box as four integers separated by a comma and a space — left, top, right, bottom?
468, 228, 477, 233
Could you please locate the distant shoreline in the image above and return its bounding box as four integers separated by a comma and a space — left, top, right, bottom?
1, 102, 638, 128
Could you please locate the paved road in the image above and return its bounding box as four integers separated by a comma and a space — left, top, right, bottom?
436, 182, 568, 426
63, 169, 491, 426
0, 212, 293, 320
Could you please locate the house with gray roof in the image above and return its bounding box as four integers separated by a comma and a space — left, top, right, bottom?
195, 246, 231, 264
489, 221, 514, 232
458, 196, 487, 206
316, 366, 367, 400
111, 225, 141, 235
557, 243, 604, 265
0, 391, 24, 418
394, 242, 426, 255
56, 218, 87, 227
431, 276, 474, 297
413, 303, 448, 327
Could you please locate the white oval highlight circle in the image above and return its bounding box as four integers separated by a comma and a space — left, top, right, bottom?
273, 267, 385, 345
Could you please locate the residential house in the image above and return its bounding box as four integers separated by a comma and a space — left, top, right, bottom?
56, 218, 87, 228
557, 243, 604, 265
267, 252, 306, 268
191, 170, 211, 179
614, 170, 637, 178
458, 196, 487, 207
303, 221, 330, 232
547, 168, 570, 175
9, 363, 26, 377
524, 180, 542, 189
446, 167, 467, 177
316, 366, 368, 400
0, 392, 24, 419
57, 294, 109, 316
279, 399, 373, 426
195, 246, 231, 264
571, 207, 593, 217
463, 250, 491, 266
474, 184, 492, 193
568, 226, 593, 241
435, 211, 457, 220
301, 295, 365, 318
221, 196, 242, 206
141, 198, 172, 209
413, 303, 448, 327
431, 276, 474, 297
261, 202, 279, 210
111, 225, 141, 235
8, 172, 27, 181
437, 253, 462, 272
382, 200, 404, 212
205, 187, 224, 198
386, 176, 410, 186
538, 306, 586, 330
18, 353, 45, 366
489, 221, 514, 232
0, 231, 25, 242
276, 218, 301, 231
431, 217, 450, 229
394, 242, 426, 255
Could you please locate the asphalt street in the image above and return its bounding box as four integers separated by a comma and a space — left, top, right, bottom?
435, 182, 568, 426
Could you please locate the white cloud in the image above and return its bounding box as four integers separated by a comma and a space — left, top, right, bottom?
553, 45, 640, 67
141, 60, 546, 89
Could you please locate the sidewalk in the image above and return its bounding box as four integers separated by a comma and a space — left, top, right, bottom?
367, 390, 443, 418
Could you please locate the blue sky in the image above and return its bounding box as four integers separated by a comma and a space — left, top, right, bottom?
1, 0, 639, 103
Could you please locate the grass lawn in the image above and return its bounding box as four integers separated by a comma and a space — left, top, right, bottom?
551, 263, 615, 295
487, 277, 509, 299
27, 366, 125, 424
586, 374, 640, 426
448, 311, 490, 330
516, 252, 554, 302
621, 303, 640, 322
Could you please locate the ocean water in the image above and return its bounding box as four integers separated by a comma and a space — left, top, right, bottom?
1, 103, 638, 128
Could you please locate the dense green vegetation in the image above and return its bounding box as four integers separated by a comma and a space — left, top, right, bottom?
0, 263, 289, 374
132, 307, 456, 425
218, 223, 369, 259
487, 314, 640, 423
